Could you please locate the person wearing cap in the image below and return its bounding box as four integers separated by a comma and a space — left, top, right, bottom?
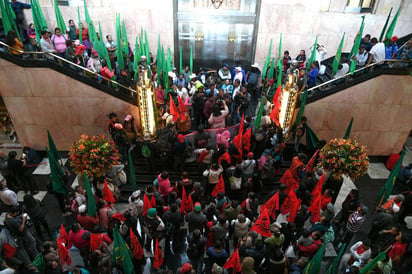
177, 262, 194, 274
366, 37, 385, 66
241, 152, 256, 179
232, 66, 245, 85
218, 64, 232, 82
385, 36, 399, 59
186, 202, 208, 232
142, 207, 165, 251
77, 204, 99, 232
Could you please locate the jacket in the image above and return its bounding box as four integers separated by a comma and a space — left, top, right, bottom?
208, 104, 229, 129
157, 174, 173, 196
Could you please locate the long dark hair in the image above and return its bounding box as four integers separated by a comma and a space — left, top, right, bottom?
6, 30, 19, 47
212, 105, 222, 117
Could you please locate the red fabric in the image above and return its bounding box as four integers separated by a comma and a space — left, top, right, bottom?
169, 94, 179, 122
180, 187, 194, 214
74, 44, 86, 56
197, 150, 209, 163
320, 195, 332, 211
242, 128, 251, 152
389, 242, 407, 261
77, 214, 99, 232
142, 194, 152, 216
223, 248, 242, 272
260, 192, 279, 220
2, 242, 16, 259
130, 228, 144, 260
90, 233, 103, 251
103, 181, 115, 204
289, 156, 304, 178
298, 239, 321, 258
69, 230, 90, 249
100, 66, 114, 79
287, 196, 302, 222
218, 152, 231, 166
177, 95, 187, 121
234, 115, 244, 159
280, 169, 299, 192
211, 176, 225, 197
270, 85, 282, 126
311, 174, 325, 197
57, 238, 72, 266
153, 238, 163, 269
151, 195, 156, 208
309, 192, 322, 223
305, 149, 319, 173
250, 208, 271, 237
111, 212, 126, 222
281, 189, 298, 215
356, 244, 368, 255
58, 224, 72, 249
386, 153, 401, 170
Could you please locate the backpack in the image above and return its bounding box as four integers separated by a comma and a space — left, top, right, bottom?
142, 144, 152, 158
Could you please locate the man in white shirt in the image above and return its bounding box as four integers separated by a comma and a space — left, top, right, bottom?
0, 177, 18, 206
334, 62, 349, 79
105, 35, 117, 55
366, 37, 385, 66
353, 45, 369, 67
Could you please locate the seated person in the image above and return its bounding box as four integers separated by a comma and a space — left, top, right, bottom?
307, 61, 319, 88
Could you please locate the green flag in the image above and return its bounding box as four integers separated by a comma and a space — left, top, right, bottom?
306, 36, 318, 72
128, 150, 136, 187
327, 243, 346, 274
332, 32, 345, 75
379, 7, 392, 42
3, 0, 21, 40
33, 253, 46, 273
98, 22, 112, 70
293, 90, 307, 128
83, 172, 97, 217
47, 130, 61, 161
359, 251, 386, 274
262, 39, 272, 82
77, 6, 82, 44
144, 30, 150, 65
343, 117, 354, 139
350, 16, 365, 75
0, 0, 14, 38
303, 242, 327, 274
134, 36, 140, 80
121, 20, 129, 57
277, 33, 283, 88
268, 58, 275, 82
30, 0, 48, 44
305, 124, 320, 151
83, 0, 92, 24
376, 150, 405, 206
254, 98, 264, 129
179, 46, 183, 74
115, 14, 124, 69
46, 147, 68, 195
53, 0, 66, 36
384, 6, 401, 46
112, 225, 135, 274
190, 44, 193, 73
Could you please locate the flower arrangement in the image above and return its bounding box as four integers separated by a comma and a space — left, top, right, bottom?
69, 134, 120, 177
319, 138, 369, 180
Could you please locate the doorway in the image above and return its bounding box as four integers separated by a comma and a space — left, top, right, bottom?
174, 0, 261, 72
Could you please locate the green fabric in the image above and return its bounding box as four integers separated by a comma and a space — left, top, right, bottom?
83, 172, 97, 217
376, 150, 405, 206
33, 253, 46, 273
343, 117, 353, 139
47, 130, 61, 161
0, 1, 13, 39
112, 225, 135, 274
304, 124, 319, 151
98, 22, 112, 70
350, 16, 365, 75
254, 97, 264, 129
30, 0, 48, 44
2, 0, 21, 40
128, 150, 136, 187
77, 6, 82, 44
147, 208, 156, 217
360, 251, 386, 274
121, 20, 129, 57
115, 14, 124, 69
302, 242, 326, 274
384, 6, 401, 46
83, 0, 92, 24
332, 32, 345, 75
53, 0, 66, 33
268, 58, 275, 82
262, 39, 272, 82
306, 36, 318, 73
326, 243, 346, 274
46, 147, 68, 195
144, 30, 150, 65
379, 7, 392, 42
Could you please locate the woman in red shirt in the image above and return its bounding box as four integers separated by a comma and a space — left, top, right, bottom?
388, 234, 407, 265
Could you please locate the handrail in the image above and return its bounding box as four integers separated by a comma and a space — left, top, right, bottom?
308, 58, 411, 92
0, 41, 137, 97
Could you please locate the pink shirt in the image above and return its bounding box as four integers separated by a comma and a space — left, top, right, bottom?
52, 34, 67, 53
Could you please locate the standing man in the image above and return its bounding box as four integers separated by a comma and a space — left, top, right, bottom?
67, 19, 78, 41
22, 146, 41, 194
366, 37, 385, 66
105, 35, 117, 56
10, 0, 31, 36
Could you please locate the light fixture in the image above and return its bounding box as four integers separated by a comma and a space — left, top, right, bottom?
211, 0, 224, 9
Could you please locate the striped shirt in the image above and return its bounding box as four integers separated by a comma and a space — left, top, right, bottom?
346, 211, 365, 232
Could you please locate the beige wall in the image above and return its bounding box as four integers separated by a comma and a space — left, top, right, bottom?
21, 0, 412, 68
304, 74, 412, 156
0, 59, 139, 150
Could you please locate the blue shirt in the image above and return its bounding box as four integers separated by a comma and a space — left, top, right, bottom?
385, 43, 398, 59
174, 78, 186, 87
308, 68, 319, 85
10, 1, 31, 14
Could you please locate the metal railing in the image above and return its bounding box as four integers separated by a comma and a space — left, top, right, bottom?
307, 58, 411, 92
0, 41, 137, 97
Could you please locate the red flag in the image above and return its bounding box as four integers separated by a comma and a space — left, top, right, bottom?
287, 196, 302, 222
151, 195, 156, 208
272, 85, 282, 105
242, 128, 251, 152
311, 174, 325, 197
260, 192, 279, 219
233, 114, 244, 159
269, 100, 281, 126
239, 114, 244, 136
180, 187, 193, 213
130, 228, 144, 260
211, 176, 225, 197
309, 193, 322, 223
250, 208, 271, 237
90, 233, 103, 251
223, 248, 242, 272
57, 238, 71, 266
153, 238, 163, 269
143, 194, 152, 216
169, 94, 179, 122
58, 224, 72, 249
111, 212, 126, 222
305, 149, 319, 173
281, 189, 298, 215
280, 169, 299, 192
103, 181, 116, 204
177, 95, 187, 121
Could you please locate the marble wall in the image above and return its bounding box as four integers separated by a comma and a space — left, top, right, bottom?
20, 0, 412, 68
304, 75, 412, 156
0, 59, 139, 150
